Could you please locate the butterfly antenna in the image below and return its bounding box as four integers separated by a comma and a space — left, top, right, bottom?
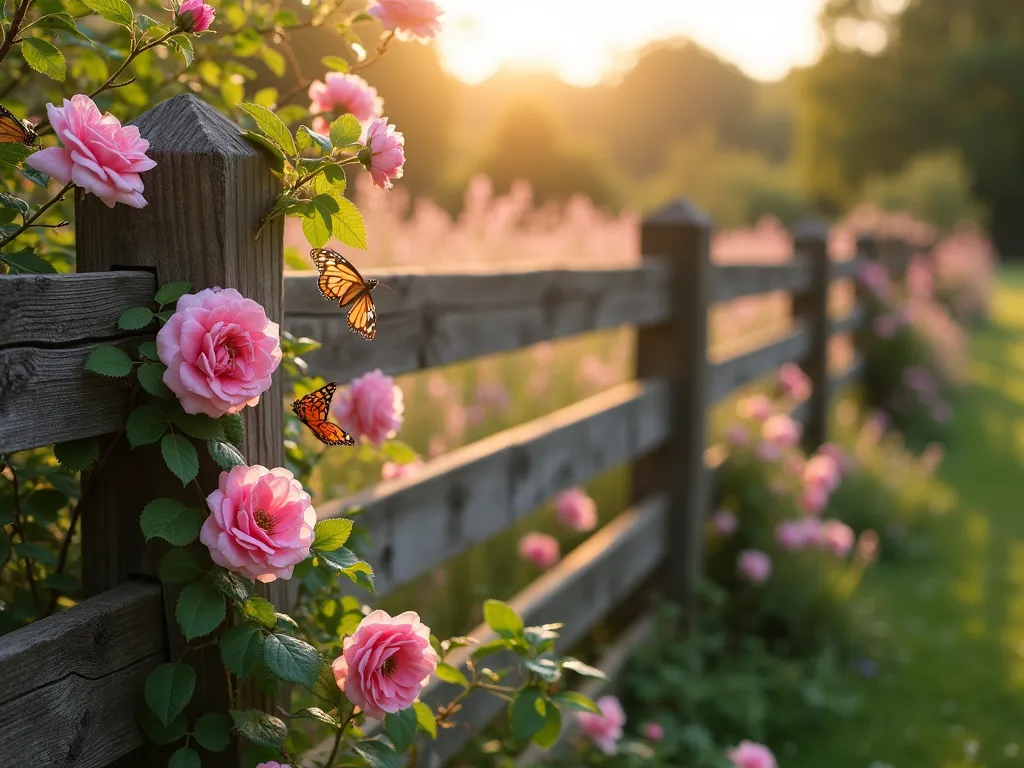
378, 281, 396, 295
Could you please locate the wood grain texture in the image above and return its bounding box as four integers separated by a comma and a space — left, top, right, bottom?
316, 379, 670, 598
283, 262, 671, 382
0, 582, 165, 767
712, 261, 811, 303
0, 271, 156, 348
74, 93, 286, 763
792, 220, 831, 451
708, 323, 810, 403
0, 337, 141, 453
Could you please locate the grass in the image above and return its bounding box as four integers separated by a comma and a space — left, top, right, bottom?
788, 268, 1024, 768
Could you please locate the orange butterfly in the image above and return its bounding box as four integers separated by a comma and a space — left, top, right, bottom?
310, 248, 378, 341
0, 105, 36, 145
291, 382, 355, 446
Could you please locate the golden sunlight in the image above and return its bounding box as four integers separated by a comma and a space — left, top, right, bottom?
436, 0, 828, 85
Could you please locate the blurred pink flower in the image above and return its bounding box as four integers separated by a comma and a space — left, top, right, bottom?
786, 454, 806, 478
727, 740, 777, 768
518, 532, 560, 569
577, 695, 626, 755
711, 509, 738, 536
476, 380, 511, 412
738, 549, 771, 584
799, 484, 830, 516
737, 394, 773, 422
554, 488, 598, 532
804, 454, 841, 493
361, 117, 405, 190
381, 459, 423, 481
762, 414, 801, 450
726, 425, 751, 448
531, 341, 556, 365
367, 0, 443, 41
819, 519, 855, 557
775, 519, 809, 551
859, 261, 892, 301
874, 311, 907, 339
308, 72, 382, 134
176, 0, 215, 32
644, 722, 665, 743
820, 442, 853, 476
332, 369, 404, 446
755, 441, 782, 463
777, 362, 811, 402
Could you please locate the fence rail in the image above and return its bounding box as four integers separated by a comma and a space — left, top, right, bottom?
0, 92, 898, 768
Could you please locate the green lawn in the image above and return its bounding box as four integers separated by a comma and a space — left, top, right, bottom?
789, 269, 1024, 768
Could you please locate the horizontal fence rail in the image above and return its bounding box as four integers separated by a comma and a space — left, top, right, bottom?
709, 323, 811, 402
712, 261, 812, 303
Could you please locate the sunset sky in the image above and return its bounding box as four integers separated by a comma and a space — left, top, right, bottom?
436, 0, 829, 86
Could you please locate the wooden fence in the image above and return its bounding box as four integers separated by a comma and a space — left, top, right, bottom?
0, 93, 890, 767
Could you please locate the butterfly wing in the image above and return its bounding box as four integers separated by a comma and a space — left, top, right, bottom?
291, 382, 355, 446
310, 248, 368, 307
346, 291, 377, 341
307, 421, 356, 446
0, 105, 34, 145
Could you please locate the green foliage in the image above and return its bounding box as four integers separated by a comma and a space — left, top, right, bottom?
262, 632, 321, 687
385, 708, 418, 752
312, 518, 354, 551
52, 438, 100, 471
145, 662, 196, 727
230, 709, 287, 750
161, 433, 200, 485
220, 624, 266, 679
140, 498, 203, 545
168, 746, 201, 768
85, 346, 133, 377
176, 580, 226, 640
126, 404, 170, 447
117, 306, 155, 330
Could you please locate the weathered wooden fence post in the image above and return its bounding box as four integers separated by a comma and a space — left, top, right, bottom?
75, 94, 284, 765
792, 219, 831, 452
635, 200, 711, 624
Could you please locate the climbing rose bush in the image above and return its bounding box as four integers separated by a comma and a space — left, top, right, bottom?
157, 287, 282, 418
332, 368, 405, 445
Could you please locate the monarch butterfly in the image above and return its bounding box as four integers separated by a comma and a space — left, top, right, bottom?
310, 248, 378, 341
0, 105, 37, 146
291, 382, 355, 446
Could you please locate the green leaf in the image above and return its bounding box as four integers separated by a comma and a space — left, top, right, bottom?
314, 546, 359, 572
532, 703, 561, 749
13, 541, 57, 565
301, 194, 338, 249
212, 569, 252, 603
260, 45, 286, 76
139, 340, 159, 359
331, 196, 367, 250
126, 404, 170, 448
173, 413, 225, 441
295, 706, 336, 727
322, 165, 347, 196
136, 709, 187, 745
509, 687, 547, 742
434, 662, 469, 688
117, 306, 154, 330
221, 414, 245, 448
207, 439, 246, 470
43, 572, 78, 592
53, 437, 100, 471
154, 281, 193, 305
560, 658, 608, 680
144, 662, 196, 727
312, 518, 353, 551
329, 114, 362, 147
22, 37, 66, 81
380, 441, 418, 464
24, 488, 68, 521
413, 700, 436, 739
1, 249, 56, 274
0, 191, 29, 217
140, 498, 203, 545
162, 433, 200, 485
159, 548, 202, 584
80, 0, 133, 26
168, 747, 200, 768
321, 55, 349, 72
312, 659, 344, 706
242, 595, 276, 628
354, 739, 399, 768
385, 707, 417, 752
34, 13, 82, 36
220, 624, 265, 678
263, 633, 321, 688
230, 709, 287, 750
166, 34, 194, 67
297, 125, 331, 153
552, 690, 600, 713
85, 346, 133, 377
242, 130, 285, 163
346, 561, 376, 594
21, 166, 48, 188
239, 103, 296, 157
135, 13, 160, 31
138, 362, 172, 398
176, 580, 226, 640
193, 712, 232, 752
483, 599, 523, 638
525, 657, 561, 683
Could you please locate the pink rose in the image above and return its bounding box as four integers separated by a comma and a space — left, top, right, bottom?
727, 740, 777, 768
200, 465, 315, 582
762, 414, 801, 450
799, 484, 830, 516
27, 95, 156, 209
308, 72, 383, 134
755, 441, 781, 463
331, 369, 404, 446
381, 459, 423, 481
554, 487, 598, 532
644, 722, 665, 743
737, 394, 773, 421
711, 509, 738, 536
786, 454, 806, 478
367, 0, 443, 41
361, 117, 405, 189
256, 763, 289, 768
518, 532, 560, 569
775, 519, 808, 551
819, 519, 855, 558
176, 0, 215, 32
738, 549, 771, 584
156, 287, 281, 418
804, 454, 841, 493
820, 442, 852, 476
332, 610, 438, 720
726, 425, 750, 448
777, 362, 811, 402
858, 261, 891, 301
577, 695, 626, 755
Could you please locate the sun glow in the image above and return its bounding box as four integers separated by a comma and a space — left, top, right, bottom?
436, 0, 827, 86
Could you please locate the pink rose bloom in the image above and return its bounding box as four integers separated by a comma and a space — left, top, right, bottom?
777, 362, 811, 402
27, 95, 156, 209
554, 487, 598, 532
200, 465, 315, 583
727, 740, 777, 768
644, 722, 665, 743
577, 695, 626, 755
381, 459, 423, 481
176, 0, 215, 32
361, 117, 405, 190
256, 763, 289, 768
308, 72, 382, 134
755, 441, 782, 463
711, 509, 738, 536
332, 369, 404, 446
786, 454, 806, 478
819, 519, 855, 558
804, 454, 841, 493
858, 261, 892, 301
157, 287, 281, 418
367, 0, 443, 41
726, 425, 750, 448
518, 532, 560, 569
820, 442, 852, 476
738, 549, 771, 584
762, 414, 801, 450
799, 484, 830, 516
332, 610, 438, 720
737, 394, 773, 422
775, 519, 808, 551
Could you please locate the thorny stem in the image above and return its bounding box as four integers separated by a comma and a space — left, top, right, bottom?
0, 182, 73, 250
0, 0, 32, 67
